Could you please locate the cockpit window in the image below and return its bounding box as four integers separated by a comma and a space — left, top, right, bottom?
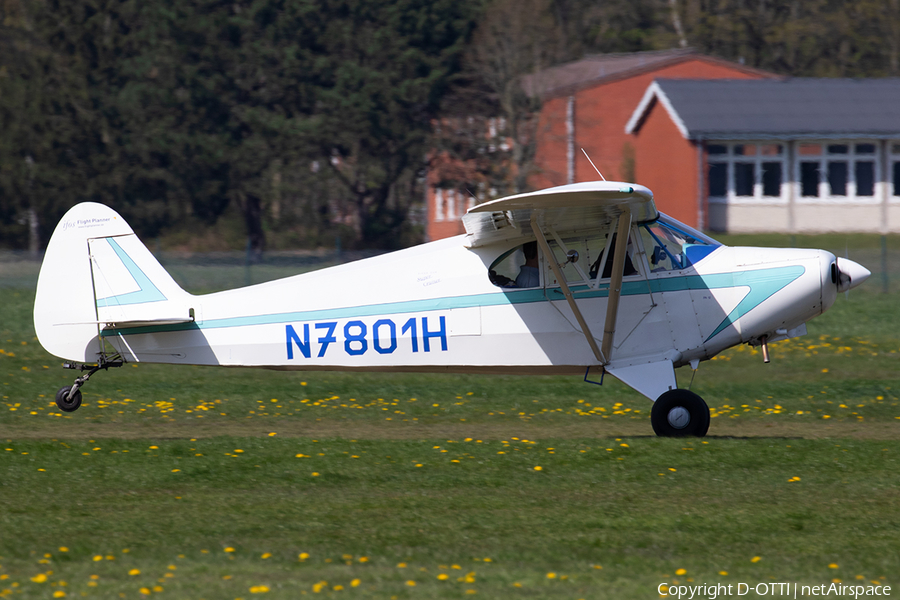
591, 233, 640, 280
640, 216, 720, 272
489, 242, 541, 288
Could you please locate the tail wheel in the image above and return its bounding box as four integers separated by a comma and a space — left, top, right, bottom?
55, 386, 83, 412
651, 389, 710, 437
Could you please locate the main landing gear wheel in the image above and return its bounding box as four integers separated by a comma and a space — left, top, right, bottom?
651, 389, 710, 437
55, 386, 83, 412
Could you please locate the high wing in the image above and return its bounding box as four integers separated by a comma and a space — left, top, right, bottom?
462, 181, 657, 248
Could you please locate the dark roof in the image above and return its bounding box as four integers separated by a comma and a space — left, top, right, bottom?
521, 49, 775, 99
627, 78, 900, 139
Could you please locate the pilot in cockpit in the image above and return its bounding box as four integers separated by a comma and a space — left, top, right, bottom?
514, 241, 540, 288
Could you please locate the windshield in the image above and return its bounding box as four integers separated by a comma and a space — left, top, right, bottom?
640, 215, 721, 272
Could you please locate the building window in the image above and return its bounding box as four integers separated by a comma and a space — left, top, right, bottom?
890, 144, 900, 198
434, 189, 445, 221
707, 142, 786, 204
796, 141, 879, 202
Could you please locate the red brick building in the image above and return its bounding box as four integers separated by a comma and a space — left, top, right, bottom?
526, 48, 776, 229
424, 48, 775, 241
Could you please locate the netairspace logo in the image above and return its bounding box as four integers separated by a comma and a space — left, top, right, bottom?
660, 582, 892, 600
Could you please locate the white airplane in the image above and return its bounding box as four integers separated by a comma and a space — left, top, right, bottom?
33, 181, 871, 437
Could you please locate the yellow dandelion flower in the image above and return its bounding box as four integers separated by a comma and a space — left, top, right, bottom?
829, 563, 839, 569
129, 569, 140, 576
261, 553, 271, 559
546, 572, 556, 579
438, 573, 449, 580
312, 472, 319, 476
751, 556, 761, 563
675, 568, 687, 575
351, 579, 360, 587
139, 588, 151, 595
58, 547, 68, 552
53, 592, 66, 598
534, 466, 543, 471
31, 574, 48, 583
333, 585, 344, 591
719, 571, 728, 575
225, 547, 235, 553
299, 553, 309, 561
249, 585, 270, 593
406, 580, 416, 586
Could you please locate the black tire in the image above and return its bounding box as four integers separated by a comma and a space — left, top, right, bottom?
651, 389, 710, 437
55, 386, 83, 412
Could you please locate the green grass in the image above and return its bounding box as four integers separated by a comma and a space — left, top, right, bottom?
2, 241, 900, 599
2, 437, 897, 598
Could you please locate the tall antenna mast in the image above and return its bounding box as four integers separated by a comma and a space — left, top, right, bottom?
581, 148, 605, 181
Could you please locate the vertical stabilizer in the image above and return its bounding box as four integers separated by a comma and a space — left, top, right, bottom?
34, 203, 192, 362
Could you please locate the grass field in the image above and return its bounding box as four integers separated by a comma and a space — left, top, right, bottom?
2, 238, 900, 599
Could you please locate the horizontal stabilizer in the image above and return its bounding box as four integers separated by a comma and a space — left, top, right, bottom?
55, 317, 194, 328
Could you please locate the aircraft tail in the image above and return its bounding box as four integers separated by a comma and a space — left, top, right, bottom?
34, 202, 194, 363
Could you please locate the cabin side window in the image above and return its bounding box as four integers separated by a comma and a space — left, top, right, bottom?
488, 242, 541, 288
589, 231, 640, 281
543, 228, 640, 287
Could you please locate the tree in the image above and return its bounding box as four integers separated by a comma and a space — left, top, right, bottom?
3, 0, 479, 252
0, 0, 94, 253
305, 0, 477, 247
452, 0, 561, 196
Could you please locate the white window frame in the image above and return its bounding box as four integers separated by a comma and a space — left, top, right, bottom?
889, 142, 900, 202
794, 140, 880, 205
706, 142, 788, 205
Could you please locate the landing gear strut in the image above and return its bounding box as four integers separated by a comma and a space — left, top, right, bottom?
55, 355, 124, 412
651, 389, 710, 437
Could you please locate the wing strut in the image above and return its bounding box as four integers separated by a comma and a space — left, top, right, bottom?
530, 213, 605, 364
600, 209, 632, 362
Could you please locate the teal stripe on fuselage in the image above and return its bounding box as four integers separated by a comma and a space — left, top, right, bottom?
101, 265, 805, 342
